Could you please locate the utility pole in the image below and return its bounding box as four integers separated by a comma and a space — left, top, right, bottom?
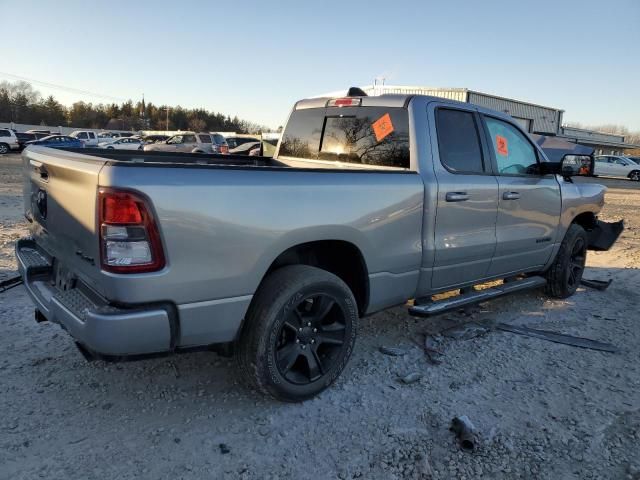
166, 107, 170, 133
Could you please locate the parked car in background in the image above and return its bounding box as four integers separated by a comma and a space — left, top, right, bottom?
144, 132, 220, 154
594, 155, 640, 181
98, 137, 144, 150
97, 132, 135, 143
16, 132, 50, 151
69, 130, 99, 147
142, 135, 169, 144
24, 135, 84, 149
225, 135, 260, 150
0, 128, 22, 153
230, 141, 261, 156
25, 129, 52, 135
210, 133, 229, 154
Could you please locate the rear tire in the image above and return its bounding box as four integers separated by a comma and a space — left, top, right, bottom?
0, 143, 9, 154
629, 170, 640, 182
236, 265, 358, 402
545, 223, 588, 298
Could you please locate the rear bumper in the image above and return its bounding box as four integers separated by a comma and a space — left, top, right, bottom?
16, 238, 172, 357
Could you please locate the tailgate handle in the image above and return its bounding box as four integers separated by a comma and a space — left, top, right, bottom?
445, 192, 469, 202
39, 167, 49, 181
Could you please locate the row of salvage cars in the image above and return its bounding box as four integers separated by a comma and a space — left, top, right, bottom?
17, 129, 270, 157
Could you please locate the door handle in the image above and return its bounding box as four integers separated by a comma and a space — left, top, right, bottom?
503, 191, 520, 200
445, 192, 469, 202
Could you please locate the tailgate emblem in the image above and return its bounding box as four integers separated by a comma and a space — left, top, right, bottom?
36, 189, 47, 220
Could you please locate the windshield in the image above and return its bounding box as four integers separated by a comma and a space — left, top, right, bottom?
278, 106, 410, 168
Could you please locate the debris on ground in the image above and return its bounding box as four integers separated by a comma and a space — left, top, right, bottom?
400, 372, 422, 384
423, 336, 445, 365
0, 274, 22, 293
496, 323, 619, 353
581, 277, 613, 290
450, 415, 477, 452
379, 345, 407, 356
442, 322, 490, 341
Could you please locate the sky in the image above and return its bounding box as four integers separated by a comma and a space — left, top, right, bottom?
2, 0, 639, 130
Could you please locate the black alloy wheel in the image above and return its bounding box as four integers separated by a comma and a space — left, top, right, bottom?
567, 236, 586, 290
275, 293, 348, 385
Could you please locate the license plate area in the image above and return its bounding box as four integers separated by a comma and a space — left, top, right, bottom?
53, 260, 77, 292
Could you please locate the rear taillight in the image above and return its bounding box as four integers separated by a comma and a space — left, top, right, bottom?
98, 188, 165, 273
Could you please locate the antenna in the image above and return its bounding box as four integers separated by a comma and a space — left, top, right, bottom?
373, 76, 386, 95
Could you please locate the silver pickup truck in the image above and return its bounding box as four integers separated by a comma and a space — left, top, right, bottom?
16, 91, 622, 401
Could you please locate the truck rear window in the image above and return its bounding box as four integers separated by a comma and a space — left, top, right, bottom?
279, 107, 410, 168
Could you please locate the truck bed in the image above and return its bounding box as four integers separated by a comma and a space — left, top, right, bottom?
64, 147, 276, 168
21, 145, 424, 350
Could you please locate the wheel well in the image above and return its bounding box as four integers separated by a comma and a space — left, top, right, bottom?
265, 240, 369, 315
572, 212, 597, 231
628, 169, 640, 176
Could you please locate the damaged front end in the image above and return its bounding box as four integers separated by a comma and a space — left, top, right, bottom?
587, 219, 624, 251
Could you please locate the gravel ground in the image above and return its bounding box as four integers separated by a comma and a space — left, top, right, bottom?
1, 152, 639, 480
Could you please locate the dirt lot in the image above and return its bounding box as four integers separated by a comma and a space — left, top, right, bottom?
1, 152, 639, 480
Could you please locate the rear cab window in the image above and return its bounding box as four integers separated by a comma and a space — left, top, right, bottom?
278, 106, 410, 169
198, 134, 212, 143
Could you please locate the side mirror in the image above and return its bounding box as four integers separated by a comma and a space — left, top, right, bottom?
561, 155, 593, 178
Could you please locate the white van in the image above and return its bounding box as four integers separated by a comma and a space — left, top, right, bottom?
69, 130, 99, 147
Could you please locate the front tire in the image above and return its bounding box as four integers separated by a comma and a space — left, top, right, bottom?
236, 265, 358, 402
629, 170, 640, 182
0, 143, 9, 154
545, 223, 588, 298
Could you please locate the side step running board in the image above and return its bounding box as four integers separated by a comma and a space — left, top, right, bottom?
409, 276, 547, 318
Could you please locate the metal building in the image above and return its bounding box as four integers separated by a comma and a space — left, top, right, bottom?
360, 85, 564, 135
318, 84, 639, 153
558, 126, 639, 155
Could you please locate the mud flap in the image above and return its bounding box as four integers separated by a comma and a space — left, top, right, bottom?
587, 219, 624, 251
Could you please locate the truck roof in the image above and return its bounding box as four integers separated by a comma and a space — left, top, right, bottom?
294, 93, 474, 110
294, 93, 514, 124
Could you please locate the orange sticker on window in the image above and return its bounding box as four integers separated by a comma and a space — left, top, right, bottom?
496, 135, 508, 156
372, 113, 394, 142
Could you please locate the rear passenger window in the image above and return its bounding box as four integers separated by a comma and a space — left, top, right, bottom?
435, 109, 485, 174
485, 117, 540, 175
198, 134, 212, 143
0, 129, 9, 137
182, 135, 196, 143
78, 132, 88, 139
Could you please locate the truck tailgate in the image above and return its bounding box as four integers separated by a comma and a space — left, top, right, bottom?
23, 146, 106, 292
